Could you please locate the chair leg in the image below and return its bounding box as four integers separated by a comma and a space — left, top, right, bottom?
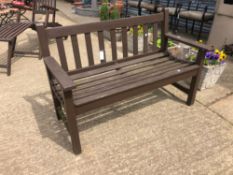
197, 20, 204, 40
64, 91, 82, 155
175, 17, 180, 33
185, 18, 188, 33
187, 75, 200, 106
170, 16, 174, 28
191, 20, 195, 34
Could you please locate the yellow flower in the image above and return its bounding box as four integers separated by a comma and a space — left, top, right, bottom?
219, 51, 227, 61
215, 49, 220, 55
198, 40, 203, 43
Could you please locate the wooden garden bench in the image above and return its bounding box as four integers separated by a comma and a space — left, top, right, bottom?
37, 10, 211, 154
0, 22, 33, 75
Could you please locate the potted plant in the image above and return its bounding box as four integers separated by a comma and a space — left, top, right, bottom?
166, 39, 228, 90
188, 49, 227, 90
99, 0, 122, 41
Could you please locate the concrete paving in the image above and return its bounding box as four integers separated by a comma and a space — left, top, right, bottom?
0, 1, 233, 174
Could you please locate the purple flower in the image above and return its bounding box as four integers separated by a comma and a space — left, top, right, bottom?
213, 54, 219, 60
205, 51, 213, 59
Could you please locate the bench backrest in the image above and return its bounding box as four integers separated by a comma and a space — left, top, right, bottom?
38, 10, 169, 73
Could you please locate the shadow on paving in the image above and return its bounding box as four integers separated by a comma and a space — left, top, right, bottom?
23, 88, 186, 153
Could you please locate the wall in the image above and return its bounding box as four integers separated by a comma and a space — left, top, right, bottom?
208, 0, 233, 48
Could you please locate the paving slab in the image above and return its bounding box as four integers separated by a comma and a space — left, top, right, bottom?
210, 95, 233, 124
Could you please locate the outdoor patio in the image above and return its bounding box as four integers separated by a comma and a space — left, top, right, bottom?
1, 0, 233, 174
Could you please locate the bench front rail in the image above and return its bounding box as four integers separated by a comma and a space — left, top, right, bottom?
37, 10, 210, 154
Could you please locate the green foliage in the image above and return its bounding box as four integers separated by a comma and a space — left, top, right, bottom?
156, 38, 174, 48
110, 6, 120, 20
129, 25, 144, 36
99, 2, 109, 21
99, 0, 120, 21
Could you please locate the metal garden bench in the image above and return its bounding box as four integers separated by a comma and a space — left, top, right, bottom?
37, 10, 211, 154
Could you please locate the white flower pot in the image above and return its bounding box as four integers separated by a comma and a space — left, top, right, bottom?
167, 46, 227, 90
103, 30, 122, 41
197, 63, 227, 90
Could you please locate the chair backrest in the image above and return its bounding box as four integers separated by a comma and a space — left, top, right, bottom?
183, 0, 216, 12
32, 0, 56, 14
32, 0, 56, 23
37, 11, 169, 73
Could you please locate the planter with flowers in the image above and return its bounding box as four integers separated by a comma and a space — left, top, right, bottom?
190, 49, 227, 90
168, 44, 228, 90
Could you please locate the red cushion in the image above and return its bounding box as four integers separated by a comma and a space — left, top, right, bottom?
12, 1, 25, 6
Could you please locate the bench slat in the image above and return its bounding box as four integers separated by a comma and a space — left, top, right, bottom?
152, 23, 158, 51
122, 27, 128, 58
85, 33, 94, 66
45, 13, 164, 38
71, 35, 82, 68
133, 25, 138, 55
56, 37, 68, 71
97, 31, 106, 63
143, 25, 148, 53
70, 52, 167, 80
110, 29, 117, 60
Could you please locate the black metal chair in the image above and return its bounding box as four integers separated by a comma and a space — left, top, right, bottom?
156, 0, 182, 31
12, 0, 61, 28
176, 0, 215, 40
139, 0, 160, 15
125, 0, 139, 17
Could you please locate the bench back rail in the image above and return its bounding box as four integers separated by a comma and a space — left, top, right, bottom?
38, 11, 169, 73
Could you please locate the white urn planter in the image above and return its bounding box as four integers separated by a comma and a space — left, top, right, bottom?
196, 63, 227, 90
103, 29, 122, 41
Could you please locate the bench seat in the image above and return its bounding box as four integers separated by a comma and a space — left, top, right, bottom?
53, 53, 199, 110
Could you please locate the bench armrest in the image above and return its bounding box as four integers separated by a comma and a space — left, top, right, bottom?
165, 33, 212, 51
44, 56, 75, 92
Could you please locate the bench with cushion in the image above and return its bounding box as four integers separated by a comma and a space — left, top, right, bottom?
37, 10, 211, 154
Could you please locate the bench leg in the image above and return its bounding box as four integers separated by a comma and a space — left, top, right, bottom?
6, 38, 17, 76
64, 91, 82, 155
187, 75, 199, 106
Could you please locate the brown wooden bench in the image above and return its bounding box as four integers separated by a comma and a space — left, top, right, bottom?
37, 10, 211, 155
